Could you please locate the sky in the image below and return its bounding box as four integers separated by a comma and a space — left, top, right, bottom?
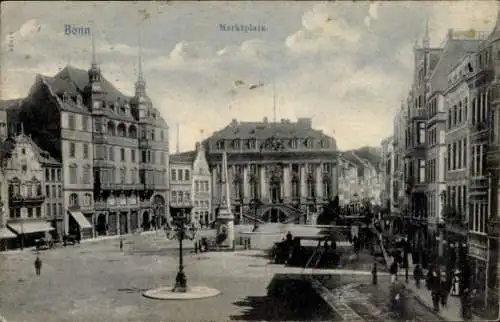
1, 1, 499, 152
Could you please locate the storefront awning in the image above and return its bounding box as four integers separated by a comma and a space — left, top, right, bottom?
0, 228, 16, 238
68, 210, 92, 229
7, 221, 54, 234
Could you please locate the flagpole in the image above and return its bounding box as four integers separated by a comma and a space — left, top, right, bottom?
273, 80, 276, 122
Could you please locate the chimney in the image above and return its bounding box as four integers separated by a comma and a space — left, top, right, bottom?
297, 117, 312, 128
448, 29, 454, 40
195, 142, 201, 151
263, 117, 268, 123
231, 118, 238, 126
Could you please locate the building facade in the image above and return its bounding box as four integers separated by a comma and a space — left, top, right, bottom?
380, 136, 394, 213
3, 133, 60, 249
192, 142, 212, 226
205, 117, 339, 225
18, 38, 169, 239
169, 152, 193, 222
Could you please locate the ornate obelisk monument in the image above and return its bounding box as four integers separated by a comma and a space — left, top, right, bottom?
215, 152, 235, 248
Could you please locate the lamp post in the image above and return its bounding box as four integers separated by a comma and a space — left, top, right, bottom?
250, 198, 260, 231
166, 208, 197, 293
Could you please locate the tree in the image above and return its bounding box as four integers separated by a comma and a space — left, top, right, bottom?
0, 136, 15, 171
317, 196, 340, 225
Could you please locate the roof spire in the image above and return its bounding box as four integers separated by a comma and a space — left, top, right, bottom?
138, 26, 144, 83
423, 16, 430, 48
91, 23, 97, 67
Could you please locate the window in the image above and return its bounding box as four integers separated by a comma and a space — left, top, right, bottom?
171, 191, 177, 203
248, 139, 256, 149
217, 140, 225, 150
418, 159, 425, 183
142, 151, 147, 163
307, 179, 315, 198
131, 150, 136, 162
161, 130, 164, 141
83, 144, 89, 159
45, 168, 50, 181
68, 114, 75, 130
57, 185, 62, 198
195, 181, 199, 192
69, 193, 79, 208
46, 204, 51, 217
120, 148, 125, 161
69, 142, 76, 158
69, 165, 77, 184
120, 167, 126, 183
184, 170, 190, 181
51, 185, 56, 198
292, 180, 299, 197
178, 191, 183, 203
161, 152, 165, 165
171, 169, 177, 181
82, 115, 89, 131
323, 180, 330, 198
109, 147, 114, 161
418, 122, 425, 144
151, 129, 155, 141
57, 169, 61, 181
177, 169, 183, 181
46, 184, 50, 198
83, 166, 91, 184
204, 181, 209, 191
184, 192, 190, 202
27, 207, 33, 218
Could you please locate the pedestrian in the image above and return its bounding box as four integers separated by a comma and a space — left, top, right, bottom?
119, 238, 123, 251
461, 287, 472, 320
451, 270, 460, 296
431, 269, 441, 312
34, 256, 42, 276
372, 262, 378, 285
413, 264, 422, 288
390, 260, 398, 283
440, 276, 450, 307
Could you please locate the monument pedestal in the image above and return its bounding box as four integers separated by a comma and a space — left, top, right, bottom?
216, 208, 234, 248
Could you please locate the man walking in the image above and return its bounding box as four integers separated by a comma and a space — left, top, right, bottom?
390, 259, 398, 283
34, 256, 42, 276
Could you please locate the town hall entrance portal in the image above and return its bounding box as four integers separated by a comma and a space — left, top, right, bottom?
262, 208, 287, 223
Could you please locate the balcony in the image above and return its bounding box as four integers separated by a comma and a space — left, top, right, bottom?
139, 138, 151, 149
94, 201, 107, 210
9, 194, 45, 205
469, 122, 489, 141
410, 108, 426, 120
469, 177, 488, 196
100, 183, 144, 191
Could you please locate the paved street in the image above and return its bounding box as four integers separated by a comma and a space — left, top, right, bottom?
0, 234, 440, 321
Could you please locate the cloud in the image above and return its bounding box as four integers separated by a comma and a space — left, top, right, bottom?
1, 1, 499, 152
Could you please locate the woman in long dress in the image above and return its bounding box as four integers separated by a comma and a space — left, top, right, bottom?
450, 270, 460, 296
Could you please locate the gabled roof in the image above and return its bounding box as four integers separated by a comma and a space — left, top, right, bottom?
48, 65, 130, 101
14, 133, 60, 166
341, 147, 381, 173
430, 39, 481, 93
170, 150, 196, 164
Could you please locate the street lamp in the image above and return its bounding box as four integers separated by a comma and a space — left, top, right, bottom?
166, 208, 197, 293
249, 198, 260, 231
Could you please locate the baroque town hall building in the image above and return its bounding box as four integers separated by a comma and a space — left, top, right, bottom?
17, 37, 169, 239
205, 117, 340, 224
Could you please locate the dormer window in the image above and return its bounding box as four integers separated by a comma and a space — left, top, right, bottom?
232, 139, 240, 149
304, 138, 311, 148
290, 138, 297, 149
216, 140, 225, 150
248, 139, 256, 149
120, 106, 126, 114
109, 104, 114, 112
62, 92, 69, 103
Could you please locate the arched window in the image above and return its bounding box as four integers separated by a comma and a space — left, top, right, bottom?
107, 121, 116, 136
84, 193, 92, 206
69, 193, 79, 208
129, 125, 137, 138
117, 123, 127, 137
307, 179, 315, 198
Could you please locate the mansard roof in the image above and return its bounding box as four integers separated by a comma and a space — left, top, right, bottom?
170, 150, 196, 164
208, 118, 337, 148
430, 38, 480, 93
0, 98, 23, 111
